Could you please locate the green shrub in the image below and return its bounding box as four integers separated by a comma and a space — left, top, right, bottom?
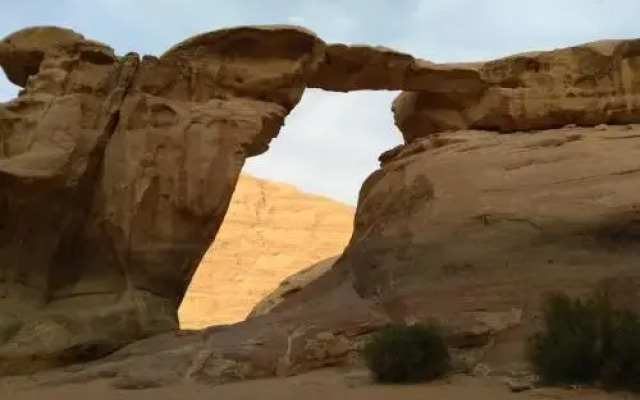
527, 290, 640, 392
527, 293, 601, 384
363, 323, 451, 384
601, 309, 640, 391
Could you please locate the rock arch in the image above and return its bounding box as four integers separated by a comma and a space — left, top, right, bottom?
1, 24, 640, 374
0, 24, 440, 373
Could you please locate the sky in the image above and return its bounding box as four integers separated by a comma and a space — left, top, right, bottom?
2, 0, 640, 205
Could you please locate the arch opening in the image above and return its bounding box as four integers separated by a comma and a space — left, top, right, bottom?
178, 88, 403, 328
0, 70, 20, 102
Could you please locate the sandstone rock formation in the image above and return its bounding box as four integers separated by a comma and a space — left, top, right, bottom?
3, 22, 640, 388
21, 282, 389, 388
21, 125, 640, 390
247, 255, 340, 319
345, 122, 640, 317
0, 24, 322, 374
179, 174, 353, 328
0, 23, 436, 374
393, 39, 640, 142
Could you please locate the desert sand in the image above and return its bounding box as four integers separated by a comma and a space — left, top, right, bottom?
3, 369, 632, 400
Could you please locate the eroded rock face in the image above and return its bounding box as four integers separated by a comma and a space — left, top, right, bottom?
0, 22, 492, 374
4, 22, 640, 386
393, 39, 640, 142
0, 24, 324, 374
337, 124, 640, 366
230, 124, 640, 383
0, 26, 136, 374
247, 255, 340, 319
17, 282, 388, 389
26, 126, 640, 389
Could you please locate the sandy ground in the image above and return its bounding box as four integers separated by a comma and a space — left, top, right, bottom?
2, 368, 635, 400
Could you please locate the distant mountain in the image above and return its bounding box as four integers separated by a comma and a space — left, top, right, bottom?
178, 173, 355, 328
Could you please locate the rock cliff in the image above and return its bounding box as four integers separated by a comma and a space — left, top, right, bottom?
3, 23, 640, 386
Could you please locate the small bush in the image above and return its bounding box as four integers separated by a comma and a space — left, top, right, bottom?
527, 293, 601, 384
601, 309, 640, 391
363, 323, 451, 384
527, 290, 640, 392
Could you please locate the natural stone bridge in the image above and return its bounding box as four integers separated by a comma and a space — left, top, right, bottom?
1, 24, 640, 374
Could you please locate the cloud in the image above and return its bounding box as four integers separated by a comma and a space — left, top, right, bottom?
245, 89, 401, 205
286, 16, 306, 25
2, 0, 640, 205
400, 0, 640, 61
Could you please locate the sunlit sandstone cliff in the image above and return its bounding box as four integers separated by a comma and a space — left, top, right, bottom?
179, 173, 353, 328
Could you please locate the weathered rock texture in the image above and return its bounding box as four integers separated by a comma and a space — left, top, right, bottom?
247, 255, 340, 319
20, 283, 389, 389
19, 124, 640, 389
0, 24, 324, 374
353, 122, 640, 310
179, 174, 353, 328
393, 39, 640, 142
3, 23, 640, 387
0, 22, 442, 374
